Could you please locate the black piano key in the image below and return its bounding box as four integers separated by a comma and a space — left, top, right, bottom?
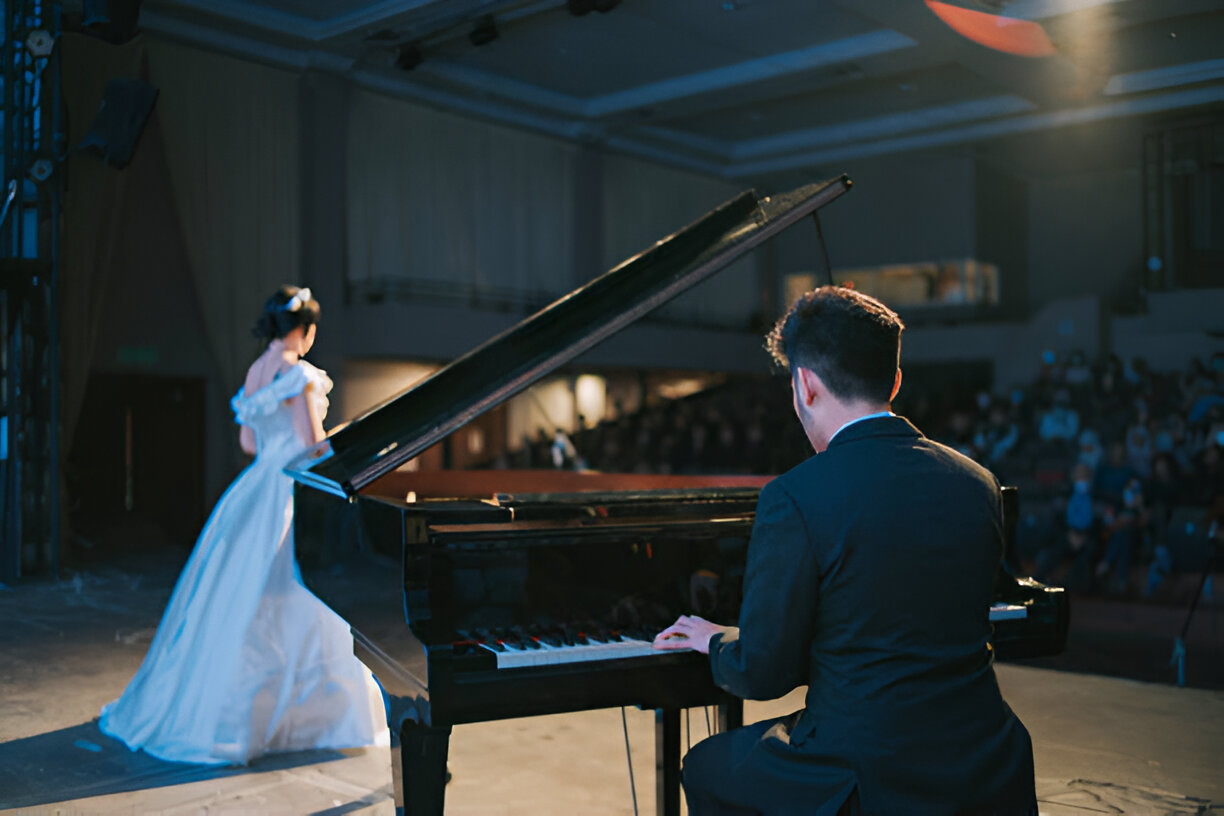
509, 626, 541, 649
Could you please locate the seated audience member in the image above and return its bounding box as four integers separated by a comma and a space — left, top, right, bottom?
1064, 350, 1093, 388
1125, 417, 1154, 480
1076, 428, 1103, 475
1064, 351, 1094, 413
1098, 477, 1150, 595
1188, 388, 1224, 426
1037, 464, 1098, 590
1091, 363, 1130, 443
1095, 441, 1136, 508
1181, 358, 1214, 405
1188, 443, 1224, 507
974, 399, 1021, 468
1038, 389, 1080, 446
1147, 454, 1184, 522
1123, 356, 1150, 391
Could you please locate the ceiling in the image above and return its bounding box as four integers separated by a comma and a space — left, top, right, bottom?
139, 0, 1224, 181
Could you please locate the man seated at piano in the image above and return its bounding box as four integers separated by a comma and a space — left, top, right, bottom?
654, 285, 1037, 816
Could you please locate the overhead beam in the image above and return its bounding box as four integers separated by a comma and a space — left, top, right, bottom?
728, 84, 1224, 178
146, 0, 564, 43
1104, 58, 1224, 95
730, 94, 1037, 159
582, 30, 916, 117
411, 30, 916, 124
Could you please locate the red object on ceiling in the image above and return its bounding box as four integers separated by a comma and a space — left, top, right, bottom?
924, 0, 1057, 57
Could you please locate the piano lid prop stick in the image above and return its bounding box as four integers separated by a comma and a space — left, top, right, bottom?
811, 211, 835, 288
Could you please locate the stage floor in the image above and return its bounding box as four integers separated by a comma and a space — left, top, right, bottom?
1, 558, 1221, 815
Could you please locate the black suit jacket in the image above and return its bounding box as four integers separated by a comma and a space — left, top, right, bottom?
708, 415, 1035, 815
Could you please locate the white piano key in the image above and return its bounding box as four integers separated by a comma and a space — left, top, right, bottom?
487, 636, 687, 669
479, 604, 1028, 669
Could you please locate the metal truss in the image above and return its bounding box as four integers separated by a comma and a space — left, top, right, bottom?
1, 0, 61, 580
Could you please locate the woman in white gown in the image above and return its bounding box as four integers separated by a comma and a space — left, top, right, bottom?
100, 286, 387, 765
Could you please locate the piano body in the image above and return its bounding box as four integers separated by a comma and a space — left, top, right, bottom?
287, 176, 1069, 815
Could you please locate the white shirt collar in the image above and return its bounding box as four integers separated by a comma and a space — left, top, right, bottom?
830, 411, 895, 444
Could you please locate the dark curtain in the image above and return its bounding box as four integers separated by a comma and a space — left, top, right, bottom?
58, 33, 147, 464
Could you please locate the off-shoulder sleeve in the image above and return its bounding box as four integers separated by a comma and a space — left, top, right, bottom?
298, 361, 332, 421
298, 361, 333, 396
230, 364, 311, 425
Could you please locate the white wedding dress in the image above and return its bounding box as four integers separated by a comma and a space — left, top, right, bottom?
100, 361, 388, 765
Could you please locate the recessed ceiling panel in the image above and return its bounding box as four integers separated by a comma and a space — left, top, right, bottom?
421, 1, 882, 99
245, 0, 385, 24
617, 0, 880, 58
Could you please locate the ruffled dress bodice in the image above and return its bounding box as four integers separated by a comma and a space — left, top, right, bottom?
231, 361, 333, 466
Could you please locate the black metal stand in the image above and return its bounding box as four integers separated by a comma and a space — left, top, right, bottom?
1171, 537, 1220, 687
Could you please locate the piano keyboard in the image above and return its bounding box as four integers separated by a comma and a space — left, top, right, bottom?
473, 604, 1030, 670
480, 635, 666, 669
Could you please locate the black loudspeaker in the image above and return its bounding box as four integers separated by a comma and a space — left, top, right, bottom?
78, 78, 158, 169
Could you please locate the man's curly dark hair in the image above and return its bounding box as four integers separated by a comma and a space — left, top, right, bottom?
767, 285, 905, 405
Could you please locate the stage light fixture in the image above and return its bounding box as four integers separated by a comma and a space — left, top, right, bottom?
469, 15, 498, 46
395, 43, 423, 71
25, 30, 55, 57
924, 0, 1055, 57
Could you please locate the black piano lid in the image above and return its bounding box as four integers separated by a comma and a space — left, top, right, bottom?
286, 175, 853, 497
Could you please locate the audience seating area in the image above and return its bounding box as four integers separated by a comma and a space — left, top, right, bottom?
545, 352, 1224, 605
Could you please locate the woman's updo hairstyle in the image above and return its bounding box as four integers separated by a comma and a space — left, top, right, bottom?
252, 285, 321, 341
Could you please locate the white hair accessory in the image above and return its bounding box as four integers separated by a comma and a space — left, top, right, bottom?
284, 287, 312, 312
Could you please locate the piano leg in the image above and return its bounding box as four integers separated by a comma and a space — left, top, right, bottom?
718, 697, 743, 732
392, 720, 452, 816
655, 707, 682, 816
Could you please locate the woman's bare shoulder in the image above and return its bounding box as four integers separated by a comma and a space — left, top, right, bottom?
242, 351, 295, 397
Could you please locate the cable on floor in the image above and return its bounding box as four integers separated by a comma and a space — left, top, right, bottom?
621, 707, 640, 816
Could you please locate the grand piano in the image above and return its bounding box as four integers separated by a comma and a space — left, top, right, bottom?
286, 176, 1069, 815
